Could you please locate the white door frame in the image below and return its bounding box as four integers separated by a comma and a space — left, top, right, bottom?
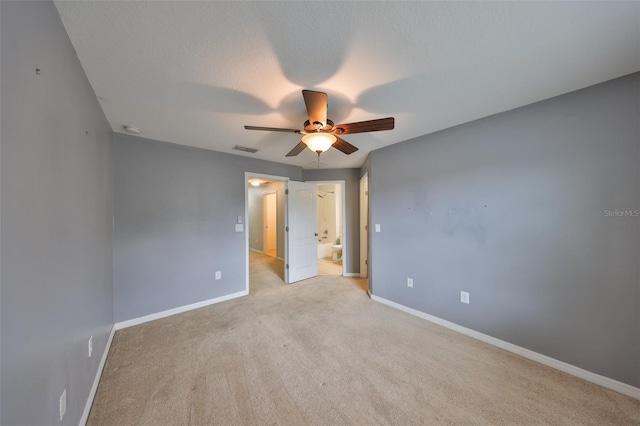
244, 172, 290, 294
306, 180, 346, 276
360, 173, 369, 280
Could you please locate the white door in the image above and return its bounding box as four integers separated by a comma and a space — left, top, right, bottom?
263, 192, 277, 257
286, 181, 318, 283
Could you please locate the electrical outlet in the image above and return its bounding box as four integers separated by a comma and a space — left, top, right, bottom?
59, 388, 66, 421
460, 291, 470, 304
407, 278, 413, 288
88, 335, 93, 357
215, 271, 221, 280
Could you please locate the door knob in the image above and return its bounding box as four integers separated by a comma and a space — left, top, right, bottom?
314, 233, 318, 236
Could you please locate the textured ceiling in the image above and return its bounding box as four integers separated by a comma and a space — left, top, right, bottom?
54, 1, 640, 169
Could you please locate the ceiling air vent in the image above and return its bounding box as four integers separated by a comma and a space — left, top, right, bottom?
233, 145, 258, 154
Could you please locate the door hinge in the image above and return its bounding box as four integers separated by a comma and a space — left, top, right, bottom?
286, 226, 289, 232
365, 225, 368, 231
286, 264, 289, 269
365, 259, 368, 265
285, 189, 289, 195
365, 190, 368, 196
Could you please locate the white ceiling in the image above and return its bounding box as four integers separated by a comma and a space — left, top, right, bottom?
54, 1, 640, 169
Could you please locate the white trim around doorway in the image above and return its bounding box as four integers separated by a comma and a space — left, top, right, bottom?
306, 180, 347, 277
244, 172, 290, 294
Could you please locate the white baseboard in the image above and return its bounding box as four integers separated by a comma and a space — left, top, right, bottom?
343, 272, 360, 277
370, 294, 640, 400
115, 290, 248, 330
79, 325, 115, 426
250, 248, 282, 261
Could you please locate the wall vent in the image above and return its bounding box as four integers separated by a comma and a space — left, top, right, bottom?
233, 145, 258, 153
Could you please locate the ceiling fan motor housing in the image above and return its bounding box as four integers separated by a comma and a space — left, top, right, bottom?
303, 119, 334, 134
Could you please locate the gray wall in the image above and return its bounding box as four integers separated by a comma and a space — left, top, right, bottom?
303, 168, 361, 275
113, 134, 302, 322
1, 1, 114, 425
248, 181, 286, 259
368, 73, 640, 386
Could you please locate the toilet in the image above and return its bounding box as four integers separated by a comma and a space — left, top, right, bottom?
331, 235, 342, 262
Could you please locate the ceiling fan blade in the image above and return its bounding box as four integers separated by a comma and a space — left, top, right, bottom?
244, 125, 301, 133
302, 90, 328, 125
286, 141, 307, 157
332, 136, 358, 155
333, 117, 394, 135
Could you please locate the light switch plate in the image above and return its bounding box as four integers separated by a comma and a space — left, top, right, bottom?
375, 224, 381, 233
235, 224, 243, 232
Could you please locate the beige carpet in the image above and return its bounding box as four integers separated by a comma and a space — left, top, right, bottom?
318, 257, 342, 276
88, 253, 640, 425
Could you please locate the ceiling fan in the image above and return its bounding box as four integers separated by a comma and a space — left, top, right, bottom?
244, 90, 394, 161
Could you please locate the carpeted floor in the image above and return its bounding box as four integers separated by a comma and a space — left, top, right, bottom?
88, 253, 640, 425
318, 257, 342, 276
250, 251, 342, 278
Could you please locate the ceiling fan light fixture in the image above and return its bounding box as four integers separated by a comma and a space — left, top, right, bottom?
250, 181, 260, 187
244, 90, 394, 159
301, 133, 336, 153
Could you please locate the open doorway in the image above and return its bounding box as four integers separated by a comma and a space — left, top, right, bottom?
246, 173, 289, 293
309, 180, 345, 276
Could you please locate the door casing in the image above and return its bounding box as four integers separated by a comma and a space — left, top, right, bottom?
307, 180, 347, 277
360, 173, 369, 280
